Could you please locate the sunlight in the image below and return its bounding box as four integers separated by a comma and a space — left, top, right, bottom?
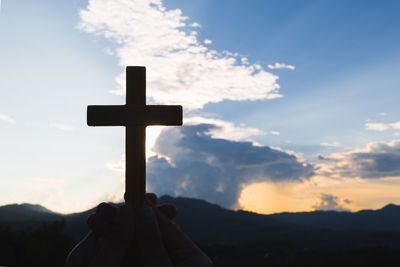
146, 126, 165, 159
239, 177, 400, 214
238, 181, 316, 214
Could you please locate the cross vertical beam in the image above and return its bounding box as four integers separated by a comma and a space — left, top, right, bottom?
125, 67, 146, 207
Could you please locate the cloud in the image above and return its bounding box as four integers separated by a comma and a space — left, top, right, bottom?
107, 116, 266, 167
106, 120, 314, 208
270, 131, 280, 136
365, 121, 400, 131
106, 154, 125, 172
104, 47, 114, 55
267, 62, 295, 70
184, 116, 265, 142
312, 193, 351, 211
78, 0, 282, 109
391, 121, 400, 129
145, 123, 314, 209
0, 114, 16, 124
365, 122, 390, 131
49, 123, 75, 131
190, 22, 201, 28
94, 192, 124, 205
320, 142, 341, 147
317, 140, 400, 179
204, 39, 212, 44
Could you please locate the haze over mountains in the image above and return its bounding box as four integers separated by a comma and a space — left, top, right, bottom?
1, 196, 399, 250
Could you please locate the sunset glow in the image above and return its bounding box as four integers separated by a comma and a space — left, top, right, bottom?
0, 0, 399, 214
239, 177, 400, 214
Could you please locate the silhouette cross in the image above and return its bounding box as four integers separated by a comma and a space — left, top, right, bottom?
87, 66, 182, 208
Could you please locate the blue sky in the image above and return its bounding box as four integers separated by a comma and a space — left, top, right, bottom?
1, 0, 400, 213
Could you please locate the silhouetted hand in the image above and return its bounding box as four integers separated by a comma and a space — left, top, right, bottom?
66, 193, 212, 267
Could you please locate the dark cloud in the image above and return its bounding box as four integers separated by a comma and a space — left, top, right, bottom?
312, 193, 351, 211
147, 124, 314, 209
318, 140, 400, 179
343, 199, 352, 204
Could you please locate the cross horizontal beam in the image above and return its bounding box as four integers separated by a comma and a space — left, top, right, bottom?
87, 105, 183, 126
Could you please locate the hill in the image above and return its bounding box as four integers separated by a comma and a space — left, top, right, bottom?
0, 203, 60, 222
270, 203, 400, 232
1, 197, 400, 249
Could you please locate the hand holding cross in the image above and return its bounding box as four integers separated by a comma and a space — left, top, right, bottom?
87, 66, 182, 208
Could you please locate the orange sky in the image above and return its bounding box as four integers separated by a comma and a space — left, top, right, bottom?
238, 176, 400, 214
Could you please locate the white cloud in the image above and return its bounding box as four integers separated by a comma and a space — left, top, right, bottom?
254, 64, 262, 70
184, 116, 265, 142
365, 122, 390, 131
379, 112, 387, 116
106, 154, 125, 172
390, 121, 400, 129
320, 141, 341, 147
78, 0, 282, 109
267, 62, 295, 70
270, 131, 280, 136
204, 39, 212, 44
365, 121, 400, 131
104, 47, 114, 55
190, 22, 201, 28
0, 114, 16, 124
49, 123, 75, 131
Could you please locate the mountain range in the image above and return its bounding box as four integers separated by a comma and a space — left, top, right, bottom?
1, 196, 400, 250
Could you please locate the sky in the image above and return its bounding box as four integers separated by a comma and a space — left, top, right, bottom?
1, 0, 400, 214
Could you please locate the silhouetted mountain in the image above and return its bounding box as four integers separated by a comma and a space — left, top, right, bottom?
1, 197, 400, 250
157, 196, 288, 245
0, 203, 61, 222
156, 197, 400, 249
270, 203, 400, 232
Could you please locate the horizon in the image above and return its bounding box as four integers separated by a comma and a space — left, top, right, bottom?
1, 0, 400, 214
2, 195, 399, 216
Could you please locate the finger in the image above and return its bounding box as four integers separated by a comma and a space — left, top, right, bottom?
87, 213, 109, 236
96, 202, 117, 223
146, 192, 158, 205
104, 205, 134, 244
157, 203, 178, 220
135, 205, 174, 267
155, 208, 213, 267
89, 205, 135, 267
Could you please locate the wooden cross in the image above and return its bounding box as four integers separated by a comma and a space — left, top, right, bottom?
87, 66, 182, 208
